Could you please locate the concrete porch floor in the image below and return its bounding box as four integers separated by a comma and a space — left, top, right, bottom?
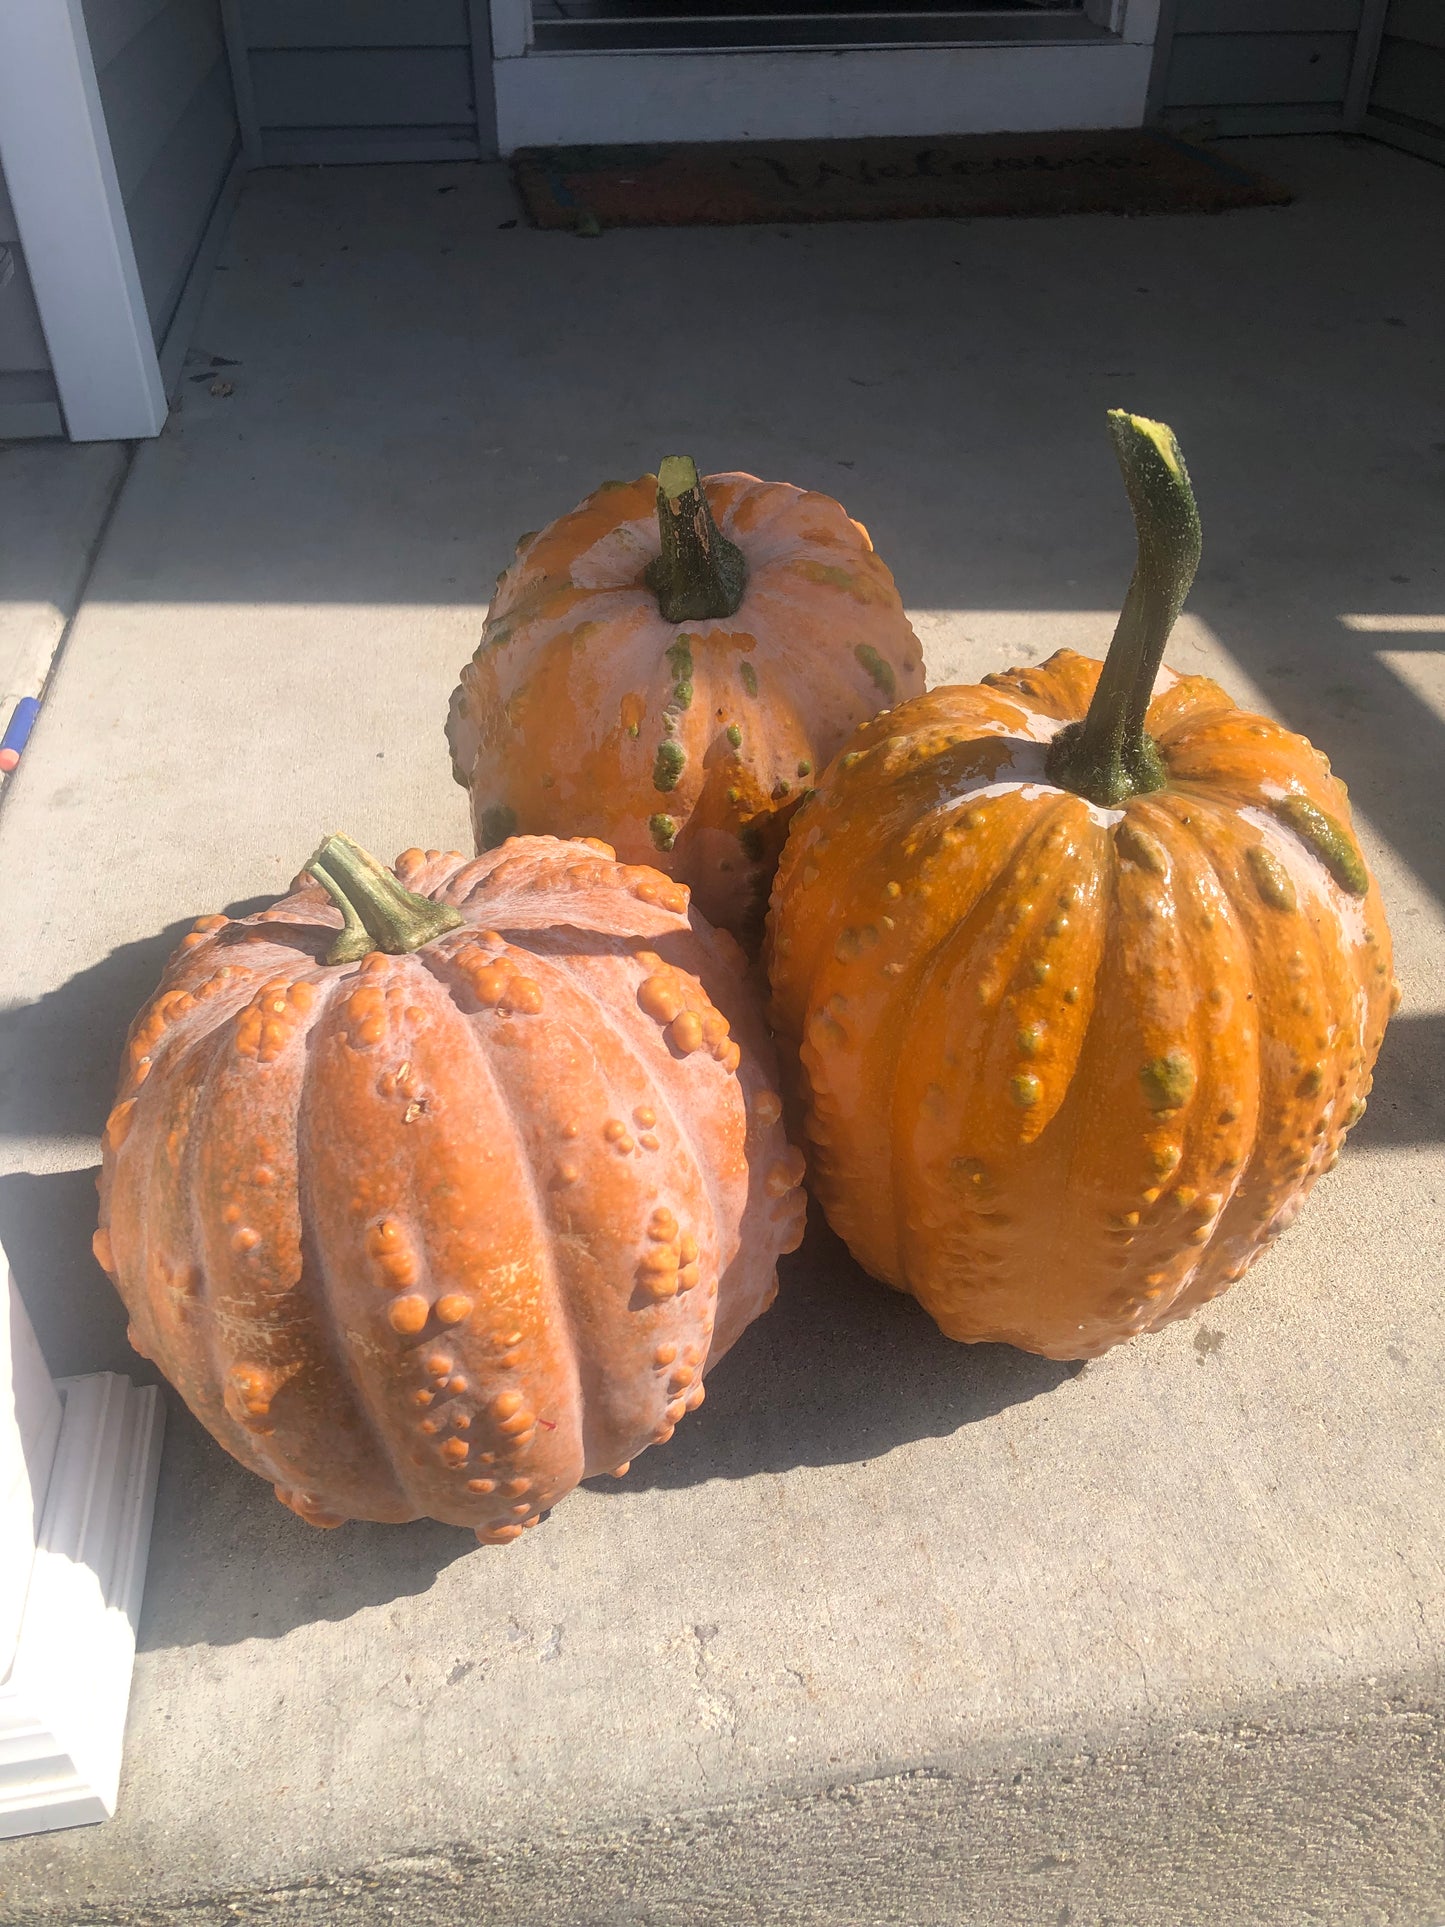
1, 136, 1443, 1924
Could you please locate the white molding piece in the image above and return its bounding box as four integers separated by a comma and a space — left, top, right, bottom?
0, 1371, 164, 1838
0, 0, 167, 440
495, 41, 1155, 152
1, 1278, 63, 1670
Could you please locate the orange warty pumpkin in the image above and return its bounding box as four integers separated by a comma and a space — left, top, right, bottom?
767, 413, 1396, 1359
94, 834, 806, 1540
446, 457, 924, 944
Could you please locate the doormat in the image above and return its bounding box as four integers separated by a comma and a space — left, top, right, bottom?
512, 130, 1292, 231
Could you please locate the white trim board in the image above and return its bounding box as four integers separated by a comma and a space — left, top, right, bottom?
493, 41, 1156, 152
0, 1372, 164, 1838
0, 0, 166, 440
1, 1277, 63, 1671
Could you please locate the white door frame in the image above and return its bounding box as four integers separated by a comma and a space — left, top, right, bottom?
0, 0, 166, 441
489, 0, 1161, 154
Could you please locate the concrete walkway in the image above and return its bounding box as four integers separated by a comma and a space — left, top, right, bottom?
0, 136, 1442, 1924
0, 438, 129, 757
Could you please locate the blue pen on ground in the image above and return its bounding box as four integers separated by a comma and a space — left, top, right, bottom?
0, 695, 40, 773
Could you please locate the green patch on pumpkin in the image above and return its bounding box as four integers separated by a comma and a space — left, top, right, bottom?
652, 740, 686, 792
665, 636, 694, 710
797, 561, 858, 593
648, 813, 677, 852
1140, 1049, 1196, 1113
1273, 795, 1368, 897
855, 643, 896, 702
726, 723, 743, 749
667, 636, 693, 682
739, 661, 759, 698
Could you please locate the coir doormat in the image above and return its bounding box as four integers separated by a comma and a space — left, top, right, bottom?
513, 130, 1292, 231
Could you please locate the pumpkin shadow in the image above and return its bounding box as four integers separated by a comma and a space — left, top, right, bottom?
591, 1218, 1076, 1493
1345, 1011, 1445, 1149
0, 1165, 139, 1380
0, 894, 275, 1149
134, 1396, 475, 1652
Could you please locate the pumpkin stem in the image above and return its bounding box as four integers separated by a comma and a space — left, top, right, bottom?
1046, 411, 1202, 808
645, 456, 747, 623
306, 834, 463, 964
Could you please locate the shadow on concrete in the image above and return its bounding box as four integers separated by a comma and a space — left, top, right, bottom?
128, 1219, 1066, 1652
135, 1397, 476, 1653
1349, 1011, 1445, 1149
592, 1219, 1075, 1494
0, 1165, 141, 1381
0, 897, 273, 1148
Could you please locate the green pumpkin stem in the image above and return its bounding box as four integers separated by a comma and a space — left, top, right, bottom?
645, 456, 747, 624
306, 833, 463, 964
1046, 411, 1202, 808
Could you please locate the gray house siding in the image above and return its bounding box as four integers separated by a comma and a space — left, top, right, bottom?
83, 0, 239, 343
227, 0, 496, 166
1153, 0, 1371, 135
1364, 0, 1445, 163
0, 162, 63, 440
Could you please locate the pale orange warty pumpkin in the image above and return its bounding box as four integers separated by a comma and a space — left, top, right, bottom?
446, 457, 923, 944
94, 834, 806, 1540
766, 413, 1397, 1359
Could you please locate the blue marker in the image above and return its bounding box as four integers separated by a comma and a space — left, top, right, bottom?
0, 696, 40, 772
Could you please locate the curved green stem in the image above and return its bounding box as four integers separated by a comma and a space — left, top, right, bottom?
644, 456, 746, 623
1046, 411, 1202, 808
306, 833, 463, 964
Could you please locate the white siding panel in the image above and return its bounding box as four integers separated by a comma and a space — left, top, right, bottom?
127, 56, 237, 334
1361, 0, 1445, 159
0, 156, 58, 434
243, 0, 470, 50
230, 0, 491, 161
1380, 0, 1445, 48
1174, 0, 1361, 31
84, 0, 174, 72
0, 251, 52, 372
1166, 32, 1358, 107
93, 0, 225, 201
1371, 34, 1445, 128
1156, 0, 1380, 133
249, 47, 475, 129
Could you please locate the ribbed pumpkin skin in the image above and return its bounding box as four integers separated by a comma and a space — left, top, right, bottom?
95, 837, 807, 1538
446, 472, 924, 942
766, 649, 1396, 1360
